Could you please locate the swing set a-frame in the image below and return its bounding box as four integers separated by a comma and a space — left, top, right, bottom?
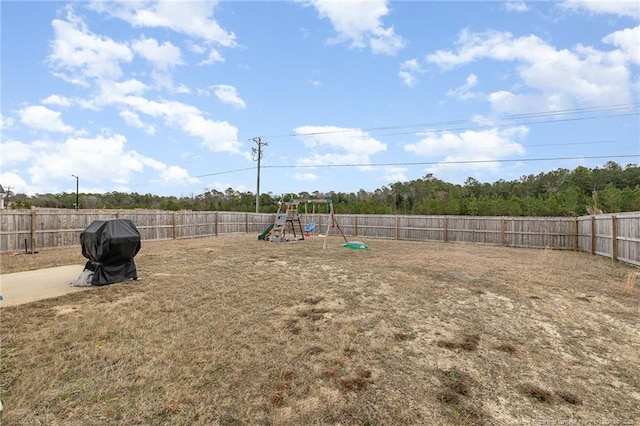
260, 197, 348, 249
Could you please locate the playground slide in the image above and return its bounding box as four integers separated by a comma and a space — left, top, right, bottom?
258, 224, 274, 240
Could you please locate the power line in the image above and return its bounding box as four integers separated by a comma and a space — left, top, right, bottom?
261, 154, 640, 170
368, 112, 640, 139
192, 167, 256, 179
525, 140, 615, 148
260, 111, 638, 142
125, 167, 256, 189
261, 103, 639, 139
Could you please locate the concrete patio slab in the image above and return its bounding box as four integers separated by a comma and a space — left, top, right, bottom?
0, 265, 91, 307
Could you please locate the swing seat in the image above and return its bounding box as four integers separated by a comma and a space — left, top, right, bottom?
304, 222, 316, 236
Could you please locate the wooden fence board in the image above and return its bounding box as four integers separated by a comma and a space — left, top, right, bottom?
616, 215, 640, 266
577, 217, 592, 254
594, 216, 613, 258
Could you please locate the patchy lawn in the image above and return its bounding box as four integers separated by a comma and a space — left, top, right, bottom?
1, 234, 639, 425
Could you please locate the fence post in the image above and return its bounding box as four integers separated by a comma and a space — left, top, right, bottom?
354, 215, 358, 237
215, 211, 219, 236
245, 212, 249, 234
172, 212, 177, 239
611, 216, 618, 261
210, 212, 215, 236
590, 216, 596, 255
443, 216, 448, 243
500, 218, 506, 246
573, 218, 578, 251
395, 216, 399, 240
30, 210, 36, 253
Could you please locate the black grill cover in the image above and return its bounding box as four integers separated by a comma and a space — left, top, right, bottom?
80, 219, 141, 285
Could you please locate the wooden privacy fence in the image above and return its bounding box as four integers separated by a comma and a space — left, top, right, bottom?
1, 209, 638, 266
0, 210, 272, 254
576, 212, 640, 266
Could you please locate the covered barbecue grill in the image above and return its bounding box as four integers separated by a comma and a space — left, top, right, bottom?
78, 219, 141, 286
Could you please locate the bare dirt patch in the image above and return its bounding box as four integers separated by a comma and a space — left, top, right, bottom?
1, 235, 639, 425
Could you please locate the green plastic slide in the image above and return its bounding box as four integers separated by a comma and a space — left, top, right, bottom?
258, 224, 274, 240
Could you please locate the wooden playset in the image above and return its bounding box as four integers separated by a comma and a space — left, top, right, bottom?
260, 197, 348, 249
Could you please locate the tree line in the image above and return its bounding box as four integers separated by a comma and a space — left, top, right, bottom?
6, 162, 640, 216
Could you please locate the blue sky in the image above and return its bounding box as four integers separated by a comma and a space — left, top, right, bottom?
1, 0, 638, 198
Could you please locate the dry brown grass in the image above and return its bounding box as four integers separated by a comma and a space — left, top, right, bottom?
519, 383, 553, 403
624, 271, 638, 297
1, 235, 639, 425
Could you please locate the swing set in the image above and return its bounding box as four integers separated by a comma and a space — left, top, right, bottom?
260, 196, 348, 249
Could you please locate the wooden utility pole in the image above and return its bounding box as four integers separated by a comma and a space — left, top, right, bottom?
251, 137, 268, 213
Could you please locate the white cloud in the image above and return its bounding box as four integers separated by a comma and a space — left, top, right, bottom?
27, 134, 144, 186
188, 43, 207, 54
75, 79, 241, 154
88, 79, 148, 108
488, 90, 573, 114
121, 96, 242, 153
212, 85, 246, 109
308, 70, 322, 87
294, 172, 319, 181
446, 73, 480, 100
206, 181, 234, 192
382, 166, 408, 183
304, 0, 405, 55
405, 126, 527, 157
603, 25, 640, 65
132, 37, 183, 70
404, 127, 528, 177
503, 1, 530, 13
560, 0, 640, 19
119, 110, 156, 134
198, 49, 225, 65
41, 94, 72, 107
150, 70, 191, 94
0, 172, 28, 195
180, 114, 241, 153
89, 1, 237, 47
159, 165, 198, 183
294, 125, 386, 169
133, 154, 198, 184
398, 70, 418, 87
175, 84, 190, 94
427, 29, 540, 69
18, 105, 74, 133
398, 58, 425, 87
48, 9, 133, 84
296, 151, 374, 169
4, 133, 196, 193
295, 126, 386, 155
0, 140, 35, 166
0, 113, 15, 129
427, 28, 639, 112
